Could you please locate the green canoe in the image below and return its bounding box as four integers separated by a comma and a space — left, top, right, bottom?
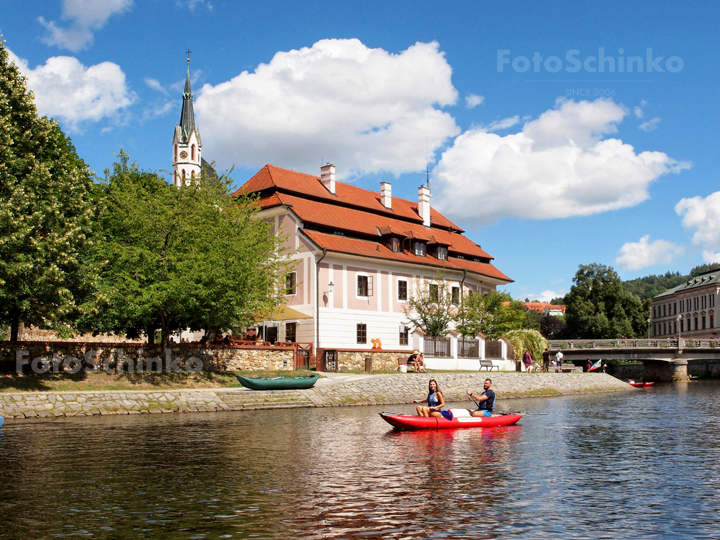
236, 374, 319, 390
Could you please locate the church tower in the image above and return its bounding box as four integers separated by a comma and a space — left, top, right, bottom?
172, 52, 202, 186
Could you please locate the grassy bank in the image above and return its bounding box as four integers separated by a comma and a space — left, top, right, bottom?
0, 370, 318, 393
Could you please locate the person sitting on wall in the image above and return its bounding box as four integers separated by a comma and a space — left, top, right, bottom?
407, 351, 427, 373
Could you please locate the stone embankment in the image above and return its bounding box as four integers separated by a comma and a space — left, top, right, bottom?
0, 372, 632, 420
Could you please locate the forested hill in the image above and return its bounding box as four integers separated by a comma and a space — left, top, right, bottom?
623, 263, 720, 300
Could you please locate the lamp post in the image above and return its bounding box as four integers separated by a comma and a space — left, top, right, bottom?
647, 317, 651, 340
677, 314, 682, 347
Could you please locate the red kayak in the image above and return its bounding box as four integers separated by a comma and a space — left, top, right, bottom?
380, 410, 523, 430
628, 380, 654, 388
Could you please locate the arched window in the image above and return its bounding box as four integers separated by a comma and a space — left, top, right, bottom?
191, 170, 195, 178
191, 144, 196, 161
174, 144, 178, 162
182, 170, 186, 180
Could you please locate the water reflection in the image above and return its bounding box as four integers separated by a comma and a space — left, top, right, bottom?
1, 383, 720, 539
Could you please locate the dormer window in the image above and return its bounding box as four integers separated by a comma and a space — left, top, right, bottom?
414, 241, 426, 257
437, 246, 448, 260
391, 237, 400, 252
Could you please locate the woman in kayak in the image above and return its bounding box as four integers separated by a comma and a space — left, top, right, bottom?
412, 379, 445, 417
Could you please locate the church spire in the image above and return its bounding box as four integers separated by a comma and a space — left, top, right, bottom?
178, 50, 196, 144
172, 50, 202, 186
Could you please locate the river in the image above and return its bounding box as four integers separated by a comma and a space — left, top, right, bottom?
1, 381, 719, 539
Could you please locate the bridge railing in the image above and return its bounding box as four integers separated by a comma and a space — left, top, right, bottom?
548, 339, 720, 350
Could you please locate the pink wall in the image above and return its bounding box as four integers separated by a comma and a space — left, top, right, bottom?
392, 272, 412, 313
333, 264, 344, 309
347, 266, 377, 311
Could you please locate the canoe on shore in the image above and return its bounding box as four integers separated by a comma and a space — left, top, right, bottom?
379, 411, 523, 430
628, 380, 654, 388
236, 374, 319, 390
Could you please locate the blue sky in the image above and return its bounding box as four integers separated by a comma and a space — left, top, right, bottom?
4, 1, 719, 301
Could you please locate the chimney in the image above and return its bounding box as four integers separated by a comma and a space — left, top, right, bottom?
380, 182, 392, 209
320, 163, 336, 194
418, 185, 431, 226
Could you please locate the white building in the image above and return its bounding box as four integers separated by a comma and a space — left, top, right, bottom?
233, 163, 513, 356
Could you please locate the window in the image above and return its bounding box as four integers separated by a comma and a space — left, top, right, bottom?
399, 326, 409, 346
414, 242, 426, 257
357, 323, 367, 344
191, 144, 196, 160
437, 246, 448, 260
703, 316, 707, 329
398, 280, 408, 301
451, 286, 460, 306
429, 283, 439, 303
286, 272, 297, 295
391, 237, 400, 252
286, 322, 297, 342
357, 275, 373, 297
711, 314, 715, 328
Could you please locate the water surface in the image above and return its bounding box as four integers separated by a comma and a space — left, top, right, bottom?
1, 381, 719, 539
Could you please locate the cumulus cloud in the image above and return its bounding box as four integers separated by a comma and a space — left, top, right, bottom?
465, 93, 484, 108
639, 117, 661, 131
38, 0, 133, 52
676, 191, 720, 262
8, 49, 136, 131
195, 39, 459, 178
616, 235, 683, 270
433, 98, 690, 224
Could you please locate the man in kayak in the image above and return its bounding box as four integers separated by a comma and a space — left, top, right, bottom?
467, 379, 495, 417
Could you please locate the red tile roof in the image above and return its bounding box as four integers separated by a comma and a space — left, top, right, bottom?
236, 163, 512, 283
236, 164, 462, 231
302, 231, 512, 282
524, 302, 566, 313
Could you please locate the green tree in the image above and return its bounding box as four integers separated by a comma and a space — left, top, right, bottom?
403, 275, 454, 337
0, 41, 97, 341
504, 329, 548, 362
456, 290, 529, 340
565, 263, 648, 339
86, 152, 291, 345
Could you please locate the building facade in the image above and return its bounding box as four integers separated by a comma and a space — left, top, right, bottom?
651, 270, 719, 340
234, 163, 513, 351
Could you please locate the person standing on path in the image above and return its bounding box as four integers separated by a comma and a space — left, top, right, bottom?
555, 349, 564, 372
523, 349, 533, 372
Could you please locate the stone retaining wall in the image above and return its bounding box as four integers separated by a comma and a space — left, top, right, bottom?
337, 350, 406, 371
0, 341, 295, 374
0, 372, 632, 420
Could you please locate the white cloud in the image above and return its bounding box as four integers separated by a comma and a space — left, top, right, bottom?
529, 290, 564, 302
195, 39, 459, 178
485, 115, 519, 132
639, 117, 661, 131
676, 191, 720, 262
633, 105, 644, 118
8, 49, 136, 131
465, 93, 484, 108
38, 0, 133, 52
433, 98, 690, 224
145, 77, 168, 95
176, 0, 213, 10
616, 235, 682, 270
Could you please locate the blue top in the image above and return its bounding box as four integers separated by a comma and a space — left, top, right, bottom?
427, 391, 441, 408
477, 389, 495, 412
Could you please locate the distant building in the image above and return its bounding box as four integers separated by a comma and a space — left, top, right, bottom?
524, 302, 566, 317
651, 270, 719, 339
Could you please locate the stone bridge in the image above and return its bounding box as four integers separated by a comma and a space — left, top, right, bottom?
547, 338, 720, 381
